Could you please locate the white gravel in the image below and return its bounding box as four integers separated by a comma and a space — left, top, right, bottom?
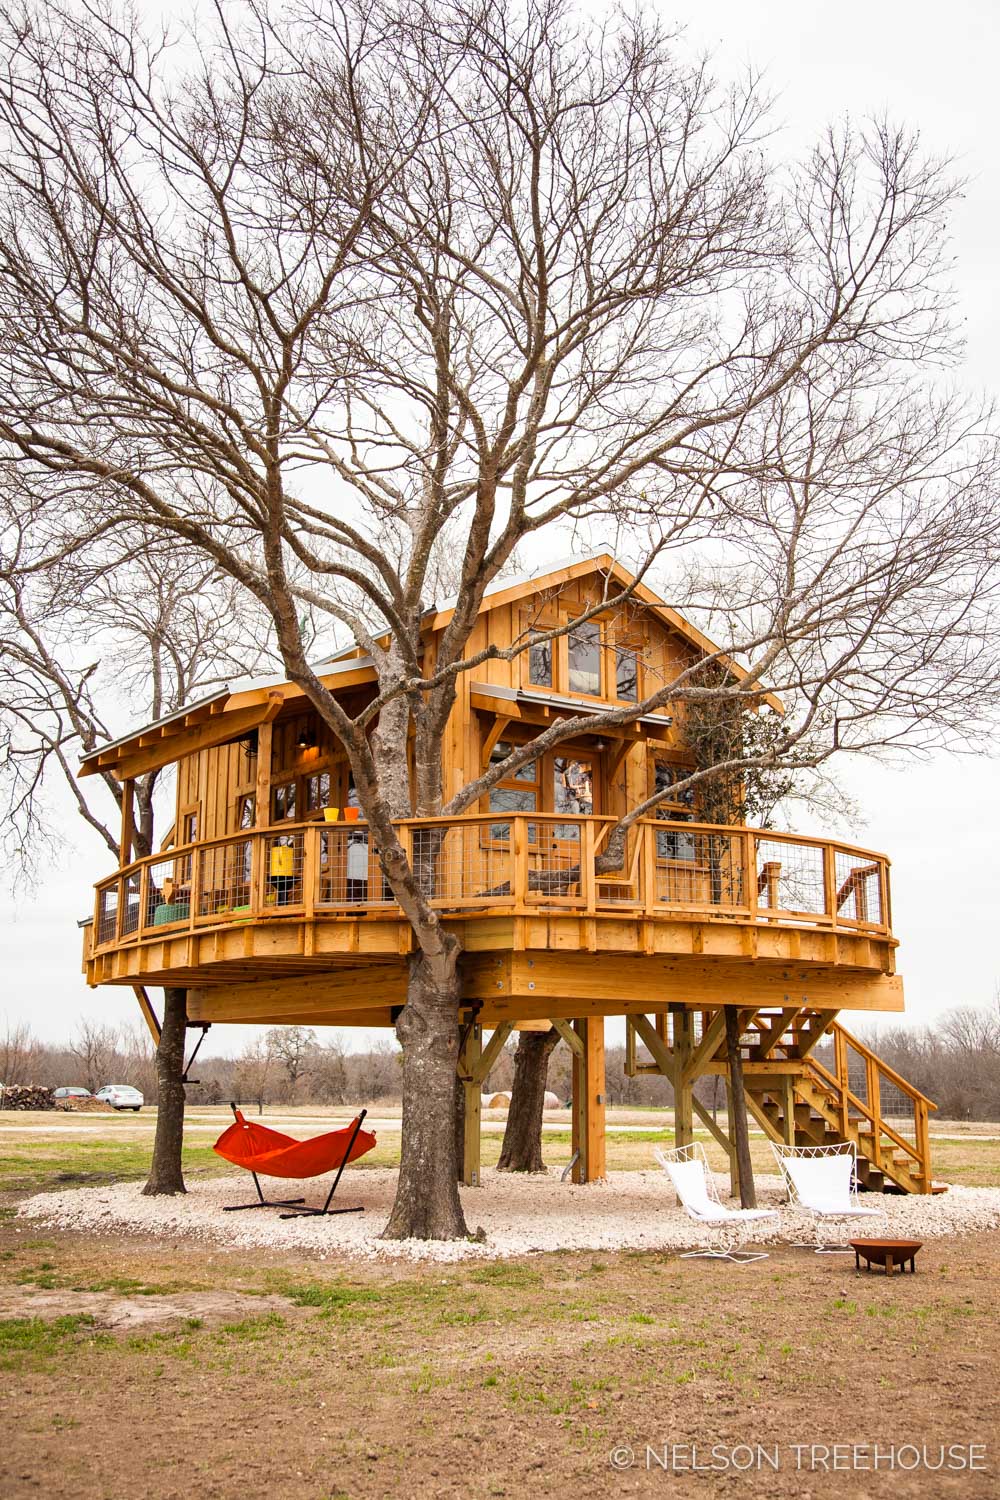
16, 1169, 1000, 1264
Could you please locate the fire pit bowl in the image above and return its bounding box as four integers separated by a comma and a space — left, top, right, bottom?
850, 1238, 923, 1276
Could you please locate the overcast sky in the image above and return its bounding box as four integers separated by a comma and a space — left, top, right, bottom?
2, 0, 998, 1055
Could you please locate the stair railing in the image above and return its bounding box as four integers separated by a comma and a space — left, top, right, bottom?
805, 1021, 936, 1193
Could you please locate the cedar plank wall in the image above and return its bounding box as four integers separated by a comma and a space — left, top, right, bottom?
172, 579, 704, 833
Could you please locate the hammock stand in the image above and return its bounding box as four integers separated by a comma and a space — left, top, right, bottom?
213, 1104, 375, 1216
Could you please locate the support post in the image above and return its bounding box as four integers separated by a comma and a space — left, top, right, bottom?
571, 1016, 606, 1183
460, 1023, 483, 1187
119, 778, 136, 866
779, 1075, 796, 1146
671, 1006, 695, 1150
724, 1005, 757, 1209
723, 1081, 740, 1196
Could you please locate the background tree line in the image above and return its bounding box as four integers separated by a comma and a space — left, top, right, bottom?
3, 1007, 997, 1123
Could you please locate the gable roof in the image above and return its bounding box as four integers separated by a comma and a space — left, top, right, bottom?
79, 552, 779, 779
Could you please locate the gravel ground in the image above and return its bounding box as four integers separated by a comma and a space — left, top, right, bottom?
16, 1169, 1000, 1264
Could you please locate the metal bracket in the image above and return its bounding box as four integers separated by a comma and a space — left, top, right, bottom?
181, 1023, 211, 1085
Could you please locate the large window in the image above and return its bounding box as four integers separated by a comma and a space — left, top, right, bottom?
528, 631, 553, 688
271, 779, 297, 821
568, 621, 601, 695
305, 770, 332, 812
652, 758, 697, 861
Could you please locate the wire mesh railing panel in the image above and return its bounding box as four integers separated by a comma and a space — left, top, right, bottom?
316, 826, 394, 908
262, 831, 305, 909
878, 1073, 917, 1143
412, 823, 517, 907
96, 882, 120, 945
755, 837, 825, 916
143, 858, 192, 930
524, 820, 585, 903
197, 838, 254, 918
653, 830, 745, 909
120, 872, 142, 937
834, 850, 884, 926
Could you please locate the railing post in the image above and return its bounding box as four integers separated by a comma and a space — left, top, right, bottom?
188, 844, 201, 929
513, 815, 529, 911
303, 825, 316, 921
915, 1100, 931, 1193
834, 1026, 849, 1136
581, 819, 597, 914
137, 864, 149, 939
744, 832, 757, 920
823, 843, 837, 928
866, 1054, 882, 1170
642, 822, 656, 914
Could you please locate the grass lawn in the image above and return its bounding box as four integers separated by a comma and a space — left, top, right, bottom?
1, 1111, 997, 1497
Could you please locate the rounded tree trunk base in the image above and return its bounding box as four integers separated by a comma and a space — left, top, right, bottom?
381, 948, 470, 1241
142, 987, 187, 1197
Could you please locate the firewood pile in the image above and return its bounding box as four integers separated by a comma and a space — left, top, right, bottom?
60, 1095, 115, 1113
0, 1084, 56, 1111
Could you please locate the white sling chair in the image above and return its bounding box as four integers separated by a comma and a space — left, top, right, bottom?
655, 1143, 779, 1265
771, 1141, 884, 1253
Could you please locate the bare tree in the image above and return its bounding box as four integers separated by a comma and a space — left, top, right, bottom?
0, 0, 997, 1237
265, 1025, 319, 1098
234, 1035, 276, 1114
0, 479, 279, 881
0, 1017, 38, 1086
68, 1019, 121, 1095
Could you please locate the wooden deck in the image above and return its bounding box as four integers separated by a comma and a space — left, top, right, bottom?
84, 814, 901, 1020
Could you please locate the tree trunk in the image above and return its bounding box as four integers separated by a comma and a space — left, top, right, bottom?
142, 987, 187, 1196
497, 1028, 560, 1172
382, 949, 469, 1240
724, 1005, 757, 1208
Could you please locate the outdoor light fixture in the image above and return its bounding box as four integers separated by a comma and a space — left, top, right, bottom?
296, 728, 316, 750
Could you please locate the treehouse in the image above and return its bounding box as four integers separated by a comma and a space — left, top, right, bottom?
80, 555, 934, 1195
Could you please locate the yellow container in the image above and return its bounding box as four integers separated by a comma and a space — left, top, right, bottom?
323, 807, 340, 822
269, 845, 295, 878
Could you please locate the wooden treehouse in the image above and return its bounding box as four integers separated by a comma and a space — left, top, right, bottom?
80, 556, 934, 1194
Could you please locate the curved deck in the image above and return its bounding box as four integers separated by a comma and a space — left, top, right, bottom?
84, 815, 901, 1022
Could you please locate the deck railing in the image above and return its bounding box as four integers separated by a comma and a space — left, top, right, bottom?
90, 813, 893, 952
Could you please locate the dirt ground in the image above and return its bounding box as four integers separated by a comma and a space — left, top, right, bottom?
1, 1205, 997, 1500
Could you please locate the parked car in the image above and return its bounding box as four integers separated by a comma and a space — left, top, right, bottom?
53, 1086, 93, 1100
95, 1084, 144, 1112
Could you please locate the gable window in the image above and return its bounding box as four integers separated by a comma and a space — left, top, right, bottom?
528, 630, 553, 688
614, 645, 639, 702
181, 809, 198, 844
568, 621, 601, 695
305, 771, 332, 813
272, 779, 297, 821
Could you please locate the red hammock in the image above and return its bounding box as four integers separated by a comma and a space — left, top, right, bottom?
214, 1106, 376, 1216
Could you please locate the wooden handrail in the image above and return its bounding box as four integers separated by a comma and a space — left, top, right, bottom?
89, 814, 894, 948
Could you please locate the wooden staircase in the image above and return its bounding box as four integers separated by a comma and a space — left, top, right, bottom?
735, 1008, 935, 1194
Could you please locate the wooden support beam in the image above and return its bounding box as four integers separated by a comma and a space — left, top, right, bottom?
571, 1016, 606, 1183
753, 1005, 800, 1059
629, 1013, 676, 1082
469, 952, 903, 1014
459, 1024, 483, 1187
681, 1008, 728, 1083
671, 1006, 695, 1149
119, 779, 136, 867
480, 716, 512, 767
692, 1095, 738, 1191
132, 985, 161, 1044
551, 1016, 584, 1058
475, 1022, 514, 1085
186, 965, 409, 1022
255, 716, 275, 830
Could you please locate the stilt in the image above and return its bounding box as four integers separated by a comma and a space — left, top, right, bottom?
671, 1005, 695, 1150
460, 1023, 483, 1187
571, 1016, 606, 1183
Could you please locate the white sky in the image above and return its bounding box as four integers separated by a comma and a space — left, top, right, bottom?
2, 0, 998, 1054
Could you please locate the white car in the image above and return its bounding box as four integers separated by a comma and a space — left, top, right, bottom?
95, 1084, 144, 1112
